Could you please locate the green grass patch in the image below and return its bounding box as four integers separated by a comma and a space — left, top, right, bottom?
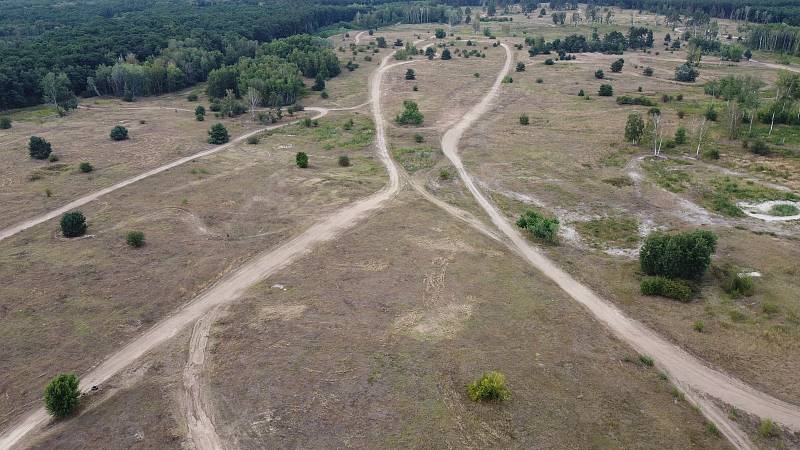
575, 216, 639, 248
770, 203, 799, 216
642, 159, 692, 193
391, 146, 437, 173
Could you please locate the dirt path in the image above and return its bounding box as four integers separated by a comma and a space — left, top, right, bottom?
0, 48, 416, 450
440, 42, 800, 449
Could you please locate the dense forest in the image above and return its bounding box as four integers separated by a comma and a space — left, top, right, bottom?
586, 0, 800, 26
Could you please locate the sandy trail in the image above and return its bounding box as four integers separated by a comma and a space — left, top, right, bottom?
439, 42, 800, 449
0, 47, 413, 450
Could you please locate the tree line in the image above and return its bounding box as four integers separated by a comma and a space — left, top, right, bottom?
585, 0, 800, 26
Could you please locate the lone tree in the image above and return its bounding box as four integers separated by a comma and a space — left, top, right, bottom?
208, 123, 229, 144
44, 373, 80, 418
643, 66, 654, 76
126, 230, 145, 248
625, 113, 645, 144
610, 58, 624, 73
195, 105, 205, 121
60, 211, 87, 238
296, 152, 309, 168
515, 62, 526, 72
425, 47, 435, 60
598, 84, 613, 96
109, 125, 128, 141
594, 69, 605, 79
312, 74, 326, 91
675, 63, 699, 82
441, 48, 452, 60
395, 100, 424, 125
405, 69, 416, 80
376, 36, 387, 48
516, 209, 559, 244
29, 136, 52, 160
640, 230, 717, 280
0, 117, 11, 129
435, 28, 446, 39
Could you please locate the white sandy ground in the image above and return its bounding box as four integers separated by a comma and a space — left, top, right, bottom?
738, 200, 800, 222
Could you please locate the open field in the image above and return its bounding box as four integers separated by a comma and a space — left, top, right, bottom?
3, 6, 800, 450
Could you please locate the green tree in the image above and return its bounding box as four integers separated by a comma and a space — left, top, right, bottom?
312, 74, 326, 91
516, 209, 559, 244
441, 48, 452, 60
639, 230, 717, 280
610, 58, 624, 73
44, 374, 80, 418
675, 63, 699, 82
126, 230, 145, 247
28, 136, 52, 160
79, 162, 93, 173
0, 117, 11, 129
376, 36, 387, 48
674, 127, 687, 144
60, 211, 87, 238
519, 113, 529, 125
296, 151, 309, 168
208, 123, 229, 144
425, 47, 436, 59
195, 105, 205, 121
405, 69, 416, 80
435, 28, 446, 39
515, 62, 526, 72
109, 125, 129, 141
40, 72, 78, 116
598, 84, 613, 96
625, 113, 645, 144
594, 69, 604, 79
395, 100, 424, 125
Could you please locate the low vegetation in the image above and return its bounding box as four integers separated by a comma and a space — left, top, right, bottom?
395, 100, 424, 126
110, 125, 129, 141
208, 123, 229, 144
60, 211, 87, 238
296, 152, 309, 168
29, 136, 52, 160
126, 230, 145, 248
467, 371, 510, 402
516, 209, 559, 244
44, 374, 80, 418
640, 276, 693, 302
640, 230, 717, 280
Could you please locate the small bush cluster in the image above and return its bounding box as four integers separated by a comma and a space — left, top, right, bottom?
208, 123, 229, 144
60, 211, 87, 238
516, 209, 559, 244
616, 95, 655, 106
0, 117, 11, 129
640, 276, 693, 302
640, 230, 717, 280
395, 100, 424, 126
598, 84, 613, 96
467, 371, 510, 402
338, 155, 350, 167
29, 136, 52, 160
519, 113, 529, 125
126, 230, 145, 248
79, 162, 93, 173
110, 125, 129, 141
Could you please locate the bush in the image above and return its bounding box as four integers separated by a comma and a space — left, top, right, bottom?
639, 355, 654, 367
643, 67, 654, 76
60, 211, 87, 238
29, 136, 52, 160
126, 230, 145, 248
44, 374, 80, 418
536, 78, 543, 83
0, 117, 11, 129
296, 152, 308, 168
770, 203, 799, 216
704, 105, 718, 121
703, 148, 720, 160
515, 62, 526, 72
110, 125, 129, 141
187, 94, 198, 101
594, 69, 604, 79
519, 113, 529, 125
48, 153, 59, 162
616, 95, 655, 106
338, 155, 350, 167
713, 264, 754, 298
640, 230, 717, 280
320, 90, 329, 99
610, 58, 624, 73
414, 133, 424, 143
343, 118, 354, 130
598, 84, 613, 96
750, 139, 770, 156
578, 89, 585, 96
516, 209, 559, 244
544, 58, 554, 65
675, 63, 699, 82
405, 69, 416, 80
467, 371, 510, 402
395, 100, 424, 126
674, 127, 687, 144
759, 419, 778, 439
640, 276, 693, 302
246, 135, 259, 145
693, 320, 705, 332
79, 162, 93, 173
207, 123, 229, 144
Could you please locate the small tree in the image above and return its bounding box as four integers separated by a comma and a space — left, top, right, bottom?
395, 100, 424, 125
625, 113, 645, 144
425, 47, 435, 59
441, 48, 452, 60
598, 84, 613, 96
405, 69, 416, 80
515, 62, 526, 72
435, 28, 446, 39
208, 123, 229, 144
544, 58, 555, 65
376, 36, 387, 48
29, 136, 52, 160
640, 230, 717, 280
110, 125, 129, 141
60, 211, 87, 238
675, 63, 698, 82
674, 127, 687, 144
79, 162, 93, 173
0, 117, 11, 129
594, 69, 605, 79
610, 58, 624, 73
126, 230, 145, 247
516, 209, 559, 244
195, 105, 205, 121
44, 374, 80, 418
578, 89, 585, 96
519, 113, 530, 125
296, 152, 309, 168
643, 67, 654, 76
312, 74, 326, 91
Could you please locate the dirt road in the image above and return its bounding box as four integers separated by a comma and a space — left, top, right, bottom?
0, 48, 414, 450
0, 108, 330, 243
439, 42, 800, 449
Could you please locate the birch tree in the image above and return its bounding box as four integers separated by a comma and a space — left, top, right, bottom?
246, 86, 261, 122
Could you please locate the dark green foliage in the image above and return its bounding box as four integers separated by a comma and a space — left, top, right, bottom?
296, 151, 308, 168
643, 66, 654, 76
320, 90, 329, 99
195, 105, 205, 118
610, 58, 624, 72
187, 94, 198, 101
704, 105, 718, 121
750, 139, 770, 155
312, 74, 326, 91
126, 230, 145, 248
713, 264, 754, 298
594, 69, 605, 79
598, 84, 613, 96
342, 118, 353, 130
395, 100, 424, 126
414, 133, 424, 143
246, 135, 259, 145
515, 62, 526, 72
519, 113, 529, 125
110, 125, 128, 141
467, 371, 510, 402
0, 117, 11, 129
29, 136, 52, 160
516, 209, 559, 244
640, 276, 693, 302
674, 127, 687, 144
60, 211, 87, 238
625, 113, 645, 144
79, 162, 93, 173
675, 63, 699, 82
544, 58, 555, 65
338, 155, 350, 167
48, 153, 59, 163
616, 95, 655, 106
44, 374, 80, 418
405, 69, 416, 80
435, 28, 446, 39
208, 123, 229, 145
578, 89, 585, 96
639, 230, 717, 280
441, 48, 452, 60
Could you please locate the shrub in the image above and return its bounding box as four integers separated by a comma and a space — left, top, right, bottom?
207, 123, 229, 144
29, 136, 52, 160
640, 276, 693, 302
474, 72, 480, 78
187, 94, 198, 101
246, 135, 259, 145
519, 113, 529, 125
0, 117, 11, 129
640, 230, 717, 280
578, 89, 585, 96
467, 371, 510, 402
412, 85, 418, 92
598, 84, 613, 96
296, 152, 308, 168
616, 95, 655, 106
703, 148, 720, 160
677, 110, 686, 118
441, 48, 452, 60
713, 264, 754, 298
395, 100, 424, 126
759, 419, 778, 439
674, 127, 687, 144
110, 125, 129, 141
338, 155, 350, 167
643, 67, 654, 76
750, 139, 770, 156
405, 69, 416, 80
595, 69, 605, 79
48, 153, 59, 162
693, 320, 705, 332
515, 62, 526, 72
516, 209, 559, 244
60, 211, 87, 238
320, 90, 329, 99
536, 78, 543, 83
544, 58, 554, 65
610, 58, 624, 73
675, 63, 699, 82
638, 355, 654, 367
126, 230, 145, 248
676, 94, 683, 101
44, 374, 80, 418
414, 133, 424, 143
704, 105, 717, 121
79, 162, 93, 173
